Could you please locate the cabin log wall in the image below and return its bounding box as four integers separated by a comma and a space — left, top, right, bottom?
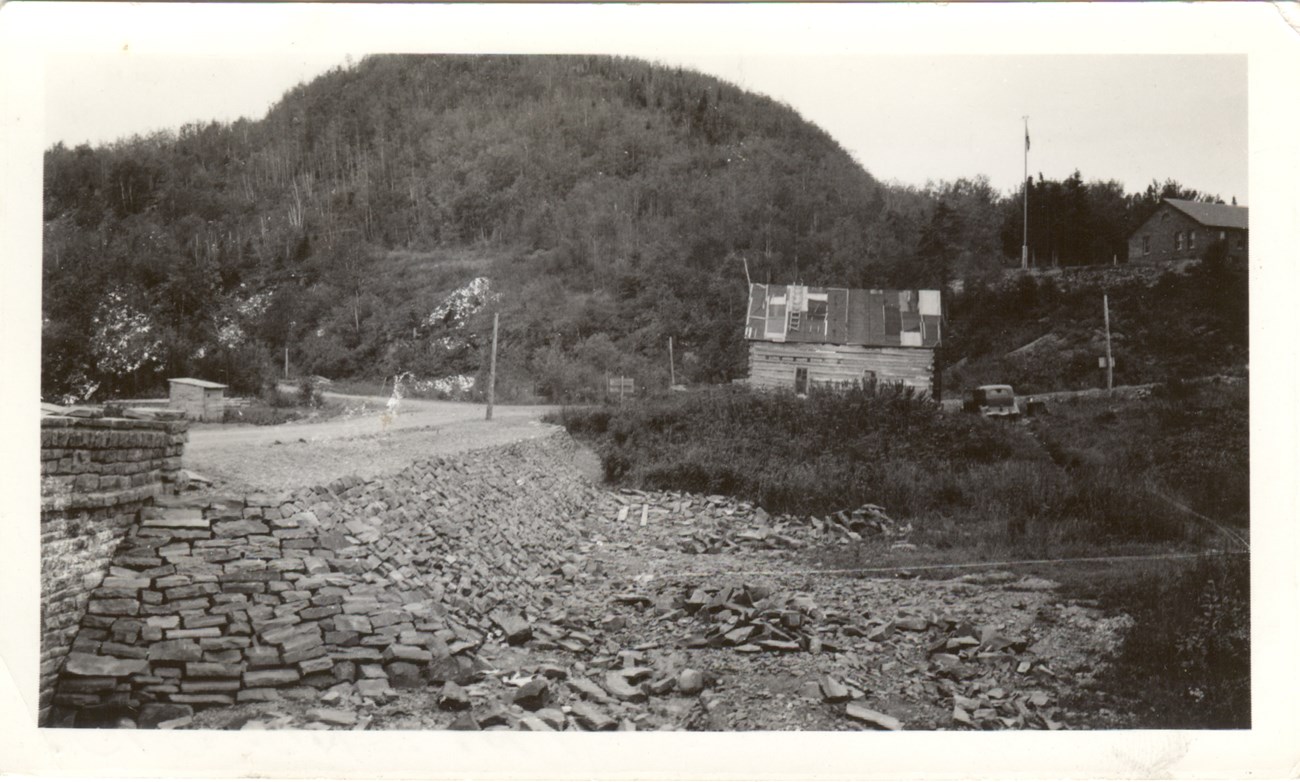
747, 343, 933, 394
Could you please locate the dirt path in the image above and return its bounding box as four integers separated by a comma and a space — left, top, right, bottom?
184, 393, 561, 493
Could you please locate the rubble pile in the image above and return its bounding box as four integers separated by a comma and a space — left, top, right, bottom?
53, 429, 1129, 731
49, 434, 608, 725
598, 490, 911, 555
585, 576, 1077, 731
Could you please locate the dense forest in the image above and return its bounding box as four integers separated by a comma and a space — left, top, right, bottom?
42, 54, 1235, 403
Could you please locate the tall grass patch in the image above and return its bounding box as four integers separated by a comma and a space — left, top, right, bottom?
1075, 553, 1250, 728
554, 380, 1248, 547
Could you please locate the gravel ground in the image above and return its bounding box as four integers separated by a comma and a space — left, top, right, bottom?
171, 401, 1134, 733
184, 395, 565, 493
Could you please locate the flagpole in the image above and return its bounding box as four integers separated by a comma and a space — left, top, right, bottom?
1022, 116, 1029, 270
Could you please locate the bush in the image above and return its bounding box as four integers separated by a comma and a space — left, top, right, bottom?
298, 376, 328, 407
557, 384, 1046, 519
1089, 554, 1250, 728
556, 382, 1245, 547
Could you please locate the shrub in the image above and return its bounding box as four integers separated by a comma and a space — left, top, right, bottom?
1091, 554, 1250, 728
556, 382, 1245, 548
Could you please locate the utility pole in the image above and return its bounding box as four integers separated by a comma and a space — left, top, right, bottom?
486, 312, 499, 420
668, 337, 675, 388
1103, 294, 1114, 392
1022, 116, 1030, 270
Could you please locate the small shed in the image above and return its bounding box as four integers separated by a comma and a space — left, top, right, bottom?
167, 378, 228, 422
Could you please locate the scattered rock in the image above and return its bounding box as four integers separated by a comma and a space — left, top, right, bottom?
845, 701, 903, 730
569, 701, 617, 731
512, 678, 550, 711
439, 682, 472, 711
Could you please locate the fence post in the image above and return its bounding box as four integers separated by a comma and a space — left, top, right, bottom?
486, 312, 498, 421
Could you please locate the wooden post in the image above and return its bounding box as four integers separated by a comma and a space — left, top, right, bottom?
742, 255, 752, 287
486, 312, 499, 420
284, 346, 289, 379
1022, 115, 1029, 270
668, 337, 675, 388
1103, 294, 1114, 392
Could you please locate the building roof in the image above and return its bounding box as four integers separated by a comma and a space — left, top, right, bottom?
168, 377, 228, 390
1163, 199, 1248, 230
745, 283, 941, 348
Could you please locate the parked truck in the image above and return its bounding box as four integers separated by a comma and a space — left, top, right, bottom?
963, 384, 1021, 418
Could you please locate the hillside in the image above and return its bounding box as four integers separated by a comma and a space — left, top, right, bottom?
42, 54, 907, 402
941, 254, 1248, 395
41, 54, 1247, 403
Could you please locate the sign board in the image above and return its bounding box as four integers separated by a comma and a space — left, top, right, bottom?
608, 376, 635, 394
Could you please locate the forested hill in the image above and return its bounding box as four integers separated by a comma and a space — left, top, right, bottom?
42, 54, 1238, 404
44, 54, 921, 401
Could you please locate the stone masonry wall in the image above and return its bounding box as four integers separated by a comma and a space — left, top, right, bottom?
995, 258, 1202, 294
46, 432, 603, 726
40, 413, 188, 724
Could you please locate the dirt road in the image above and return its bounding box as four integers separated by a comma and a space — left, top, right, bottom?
184, 392, 563, 493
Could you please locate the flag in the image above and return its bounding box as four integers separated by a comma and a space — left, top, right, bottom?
1025, 126, 1031, 151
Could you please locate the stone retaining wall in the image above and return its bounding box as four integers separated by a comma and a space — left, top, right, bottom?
45, 432, 602, 726
994, 259, 1200, 294
40, 414, 188, 724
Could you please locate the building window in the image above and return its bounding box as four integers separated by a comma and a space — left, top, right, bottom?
1220, 231, 1227, 240
1189, 231, 1196, 250
1175, 231, 1183, 251
1142, 236, 1151, 255
1236, 235, 1245, 250
795, 368, 808, 395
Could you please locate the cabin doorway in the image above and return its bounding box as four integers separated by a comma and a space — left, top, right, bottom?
795, 367, 809, 394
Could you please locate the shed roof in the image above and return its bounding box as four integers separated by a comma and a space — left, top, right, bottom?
1163, 199, 1248, 230
745, 283, 941, 348
168, 377, 228, 390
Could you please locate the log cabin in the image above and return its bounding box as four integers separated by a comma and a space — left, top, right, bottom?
743, 283, 941, 395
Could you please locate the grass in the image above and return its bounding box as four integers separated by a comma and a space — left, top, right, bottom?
221, 386, 343, 426
1064, 553, 1250, 729
550, 381, 1248, 547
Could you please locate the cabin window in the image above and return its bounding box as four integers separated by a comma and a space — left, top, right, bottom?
1236, 235, 1245, 250
1175, 231, 1183, 251
795, 368, 808, 395
1142, 236, 1151, 255
1220, 230, 1226, 240
1189, 231, 1196, 250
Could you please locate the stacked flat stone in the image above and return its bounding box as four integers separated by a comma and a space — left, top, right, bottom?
40, 412, 188, 725
50, 433, 603, 721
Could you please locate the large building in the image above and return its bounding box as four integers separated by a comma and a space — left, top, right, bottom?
1127, 198, 1248, 264
744, 283, 941, 395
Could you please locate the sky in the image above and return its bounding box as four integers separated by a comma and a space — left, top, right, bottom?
37, 1, 1251, 205
44, 51, 1248, 202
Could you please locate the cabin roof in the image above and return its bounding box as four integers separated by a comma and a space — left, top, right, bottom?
745, 283, 941, 348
